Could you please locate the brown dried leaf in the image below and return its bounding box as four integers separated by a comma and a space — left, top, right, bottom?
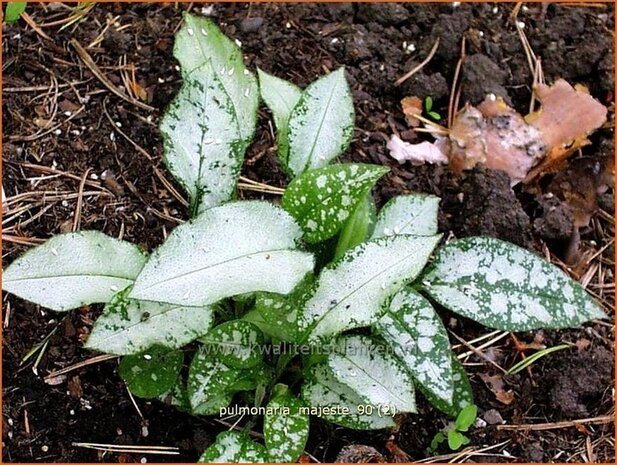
524, 80, 608, 182
401, 96, 423, 127
479, 373, 514, 405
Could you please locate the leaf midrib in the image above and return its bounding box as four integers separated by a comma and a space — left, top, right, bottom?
308, 237, 435, 334
334, 350, 411, 409
134, 248, 300, 294
299, 80, 339, 173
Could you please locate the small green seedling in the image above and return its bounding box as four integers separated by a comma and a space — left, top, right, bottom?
2, 14, 606, 463
4, 2, 27, 24
424, 95, 441, 121
429, 404, 477, 453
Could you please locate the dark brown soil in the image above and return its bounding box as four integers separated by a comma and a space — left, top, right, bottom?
2, 2, 614, 463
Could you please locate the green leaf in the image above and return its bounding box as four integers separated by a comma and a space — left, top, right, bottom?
282, 164, 388, 243
422, 237, 606, 331
424, 96, 433, 112
447, 430, 468, 450
199, 431, 268, 463
257, 69, 302, 168
199, 320, 264, 368
334, 193, 377, 260
328, 335, 416, 412
430, 432, 446, 451
187, 347, 237, 415
119, 346, 183, 399
255, 275, 315, 343
506, 343, 572, 375
428, 111, 441, 121
130, 201, 314, 306
301, 364, 395, 430
4, 2, 26, 23
229, 363, 272, 392
300, 234, 441, 342
174, 13, 258, 145
455, 404, 477, 431
376, 289, 453, 404
264, 385, 309, 462
159, 376, 192, 413
2, 231, 146, 312
287, 67, 355, 176
160, 60, 244, 214
85, 288, 214, 355
423, 355, 474, 417
372, 194, 439, 239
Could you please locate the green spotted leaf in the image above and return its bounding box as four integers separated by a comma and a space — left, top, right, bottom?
287, 68, 355, 176
119, 346, 183, 399
301, 364, 395, 430
159, 377, 192, 413
328, 335, 416, 412
264, 385, 309, 462
372, 194, 439, 239
2, 231, 146, 312
199, 320, 264, 368
86, 288, 214, 355
282, 164, 388, 243
199, 431, 268, 463
376, 289, 453, 405
255, 275, 315, 343
187, 347, 237, 415
257, 69, 302, 168
174, 13, 258, 144
160, 60, 243, 214
422, 237, 606, 331
300, 234, 441, 342
130, 201, 314, 307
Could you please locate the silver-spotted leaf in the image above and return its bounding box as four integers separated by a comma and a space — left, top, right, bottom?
187, 347, 237, 415
160, 60, 243, 213
199, 320, 264, 368
422, 237, 606, 331
423, 355, 474, 417
255, 275, 315, 343
376, 289, 453, 404
198, 431, 268, 463
86, 288, 214, 355
300, 234, 441, 342
257, 68, 302, 167
372, 194, 439, 239
287, 68, 354, 176
264, 385, 309, 462
130, 201, 315, 306
301, 364, 394, 430
119, 346, 183, 398
282, 164, 388, 243
328, 335, 416, 412
174, 13, 258, 144
2, 231, 146, 312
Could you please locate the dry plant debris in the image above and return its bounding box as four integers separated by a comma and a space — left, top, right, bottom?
390, 79, 608, 186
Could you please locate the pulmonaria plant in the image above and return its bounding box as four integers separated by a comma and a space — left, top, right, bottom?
3, 14, 607, 462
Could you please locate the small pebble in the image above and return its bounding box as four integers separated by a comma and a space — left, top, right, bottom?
483, 408, 505, 425
41, 445, 49, 452
239, 17, 263, 33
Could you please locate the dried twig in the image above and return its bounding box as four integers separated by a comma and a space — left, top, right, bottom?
44, 354, 118, 381
497, 415, 614, 431
72, 442, 180, 455
72, 168, 91, 232
394, 38, 440, 86
70, 39, 155, 112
